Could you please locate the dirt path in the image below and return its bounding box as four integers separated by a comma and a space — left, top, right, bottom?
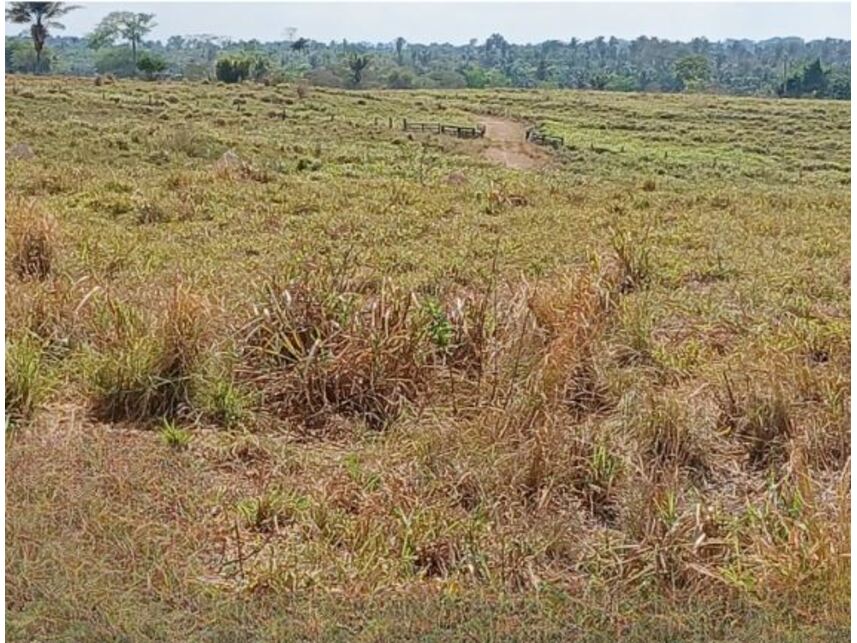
477, 116, 550, 170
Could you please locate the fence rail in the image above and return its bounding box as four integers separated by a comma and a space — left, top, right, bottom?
526, 127, 564, 149
403, 119, 486, 139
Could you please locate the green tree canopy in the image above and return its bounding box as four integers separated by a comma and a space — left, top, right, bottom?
674, 54, 711, 91
88, 11, 156, 67
137, 52, 167, 79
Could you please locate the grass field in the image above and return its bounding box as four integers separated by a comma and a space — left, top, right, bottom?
5, 75, 851, 640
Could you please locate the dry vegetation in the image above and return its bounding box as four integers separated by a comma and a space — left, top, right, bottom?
5, 75, 851, 640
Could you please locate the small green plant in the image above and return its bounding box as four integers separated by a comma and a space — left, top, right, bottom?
588, 444, 620, 491
424, 298, 453, 351
655, 489, 679, 528
237, 491, 308, 533
159, 418, 191, 449
197, 374, 252, 428
343, 453, 382, 491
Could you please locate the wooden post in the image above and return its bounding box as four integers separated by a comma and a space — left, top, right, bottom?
403, 118, 408, 130
388, 116, 392, 129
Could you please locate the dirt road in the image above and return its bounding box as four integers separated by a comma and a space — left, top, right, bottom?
478, 116, 550, 170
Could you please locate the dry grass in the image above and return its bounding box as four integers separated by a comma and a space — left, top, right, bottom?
4, 75, 850, 640
7, 198, 56, 281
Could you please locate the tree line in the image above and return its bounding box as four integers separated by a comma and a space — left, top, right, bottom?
5, 3, 851, 99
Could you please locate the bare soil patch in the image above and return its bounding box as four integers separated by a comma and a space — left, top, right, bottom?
478, 117, 550, 170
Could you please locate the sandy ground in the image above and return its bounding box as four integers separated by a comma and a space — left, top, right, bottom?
477, 117, 551, 170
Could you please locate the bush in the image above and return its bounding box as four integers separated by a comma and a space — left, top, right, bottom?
215, 52, 272, 84
137, 52, 168, 80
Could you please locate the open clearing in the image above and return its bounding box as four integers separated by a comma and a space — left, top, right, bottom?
5, 76, 851, 640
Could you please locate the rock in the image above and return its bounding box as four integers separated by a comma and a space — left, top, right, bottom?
7, 143, 35, 160
446, 172, 468, 186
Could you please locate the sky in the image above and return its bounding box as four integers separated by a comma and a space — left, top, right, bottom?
6, 2, 851, 45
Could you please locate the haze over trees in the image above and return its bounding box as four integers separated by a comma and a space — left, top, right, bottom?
3, 6, 851, 98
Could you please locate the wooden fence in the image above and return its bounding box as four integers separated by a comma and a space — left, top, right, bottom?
403, 119, 486, 139
526, 127, 564, 149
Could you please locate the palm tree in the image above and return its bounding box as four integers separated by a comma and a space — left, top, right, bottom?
5, 2, 79, 73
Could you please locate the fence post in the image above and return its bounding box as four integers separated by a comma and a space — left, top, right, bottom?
403, 118, 408, 130
389, 116, 392, 129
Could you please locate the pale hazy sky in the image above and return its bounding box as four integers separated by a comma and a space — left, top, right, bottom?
6, 2, 851, 44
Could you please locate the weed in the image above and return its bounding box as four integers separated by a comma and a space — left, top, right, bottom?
196, 372, 254, 428
160, 418, 191, 449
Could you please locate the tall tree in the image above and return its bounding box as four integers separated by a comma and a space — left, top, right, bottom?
5, 2, 79, 73
88, 11, 156, 67
347, 53, 370, 87
395, 36, 406, 65
674, 54, 711, 91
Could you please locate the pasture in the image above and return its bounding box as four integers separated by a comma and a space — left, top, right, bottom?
5, 75, 850, 640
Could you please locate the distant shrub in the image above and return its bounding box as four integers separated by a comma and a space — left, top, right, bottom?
215, 52, 272, 84
137, 53, 168, 80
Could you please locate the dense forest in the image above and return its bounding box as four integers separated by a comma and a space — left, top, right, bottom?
5, 25, 851, 98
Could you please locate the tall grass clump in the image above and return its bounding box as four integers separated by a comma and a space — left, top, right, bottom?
240, 274, 433, 431
8, 199, 56, 281
716, 374, 793, 468
91, 286, 208, 423
6, 335, 53, 427
610, 227, 652, 294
